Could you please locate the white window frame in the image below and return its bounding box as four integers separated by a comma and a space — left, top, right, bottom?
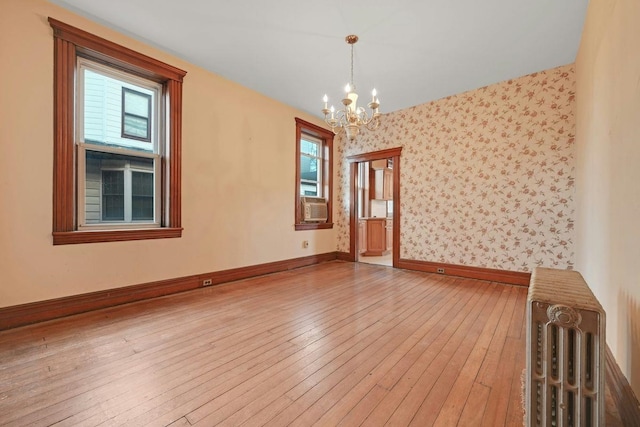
76, 57, 162, 230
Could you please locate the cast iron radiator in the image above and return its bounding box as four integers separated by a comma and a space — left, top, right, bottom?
526, 267, 606, 426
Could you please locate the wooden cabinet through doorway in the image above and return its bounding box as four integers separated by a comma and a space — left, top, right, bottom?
363, 218, 390, 256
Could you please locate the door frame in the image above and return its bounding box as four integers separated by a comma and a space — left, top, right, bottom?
346, 147, 402, 266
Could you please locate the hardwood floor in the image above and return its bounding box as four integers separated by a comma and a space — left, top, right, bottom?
0, 261, 531, 426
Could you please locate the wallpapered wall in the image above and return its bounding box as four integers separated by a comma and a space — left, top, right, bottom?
335, 64, 576, 273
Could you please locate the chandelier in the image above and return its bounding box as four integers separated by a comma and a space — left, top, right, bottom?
322, 35, 381, 141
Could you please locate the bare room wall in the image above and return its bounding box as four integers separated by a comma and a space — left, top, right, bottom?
575, 0, 640, 397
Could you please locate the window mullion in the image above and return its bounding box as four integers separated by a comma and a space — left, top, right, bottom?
124, 164, 132, 222
77, 145, 87, 227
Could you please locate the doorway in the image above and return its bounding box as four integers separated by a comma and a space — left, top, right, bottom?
347, 147, 402, 268
356, 159, 393, 266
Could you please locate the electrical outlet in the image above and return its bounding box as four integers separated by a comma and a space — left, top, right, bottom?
202, 279, 213, 286
303, 240, 309, 248
437, 268, 445, 274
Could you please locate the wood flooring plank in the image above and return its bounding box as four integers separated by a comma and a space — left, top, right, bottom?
505, 338, 527, 426
507, 285, 527, 339
165, 416, 192, 427
457, 381, 492, 426
475, 284, 520, 387
480, 335, 521, 427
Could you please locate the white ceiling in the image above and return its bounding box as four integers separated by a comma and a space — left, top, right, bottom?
50, 0, 588, 118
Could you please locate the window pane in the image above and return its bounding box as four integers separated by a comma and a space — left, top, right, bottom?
300, 139, 319, 156
84, 150, 155, 224
300, 183, 318, 197
123, 89, 150, 117
82, 67, 155, 151
102, 170, 124, 221
123, 114, 149, 139
132, 171, 154, 220
300, 156, 319, 182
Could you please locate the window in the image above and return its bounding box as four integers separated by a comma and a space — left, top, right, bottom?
77, 58, 161, 229
50, 18, 186, 244
122, 87, 152, 141
295, 118, 333, 230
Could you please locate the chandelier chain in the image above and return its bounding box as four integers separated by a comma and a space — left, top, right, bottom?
350, 42, 354, 88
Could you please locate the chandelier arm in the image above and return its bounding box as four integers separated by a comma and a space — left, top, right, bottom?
359, 110, 370, 125
366, 116, 381, 131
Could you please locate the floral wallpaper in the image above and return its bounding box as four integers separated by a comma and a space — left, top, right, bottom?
335, 65, 576, 272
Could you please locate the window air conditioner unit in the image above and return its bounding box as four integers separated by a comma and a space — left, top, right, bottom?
301, 196, 328, 222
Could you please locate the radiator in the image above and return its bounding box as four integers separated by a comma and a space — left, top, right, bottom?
526, 267, 606, 427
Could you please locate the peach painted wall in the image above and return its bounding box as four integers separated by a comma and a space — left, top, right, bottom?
336, 65, 576, 273
0, 0, 336, 308
575, 0, 640, 397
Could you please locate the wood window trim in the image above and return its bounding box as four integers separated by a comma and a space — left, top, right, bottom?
49, 18, 187, 245
294, 118, 333, 231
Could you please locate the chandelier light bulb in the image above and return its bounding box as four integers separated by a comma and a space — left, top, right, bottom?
345, 83, 351, 93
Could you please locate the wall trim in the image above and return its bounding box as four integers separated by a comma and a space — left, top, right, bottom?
336, 251, 354, 262
606, 345, 640, 424
0, 252, 339, 331
396, 258, 531, 286
0, 253, 535, 331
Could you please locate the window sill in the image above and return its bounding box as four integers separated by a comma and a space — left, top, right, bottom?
294, 222, 334, 231
53, 227, 183, 245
